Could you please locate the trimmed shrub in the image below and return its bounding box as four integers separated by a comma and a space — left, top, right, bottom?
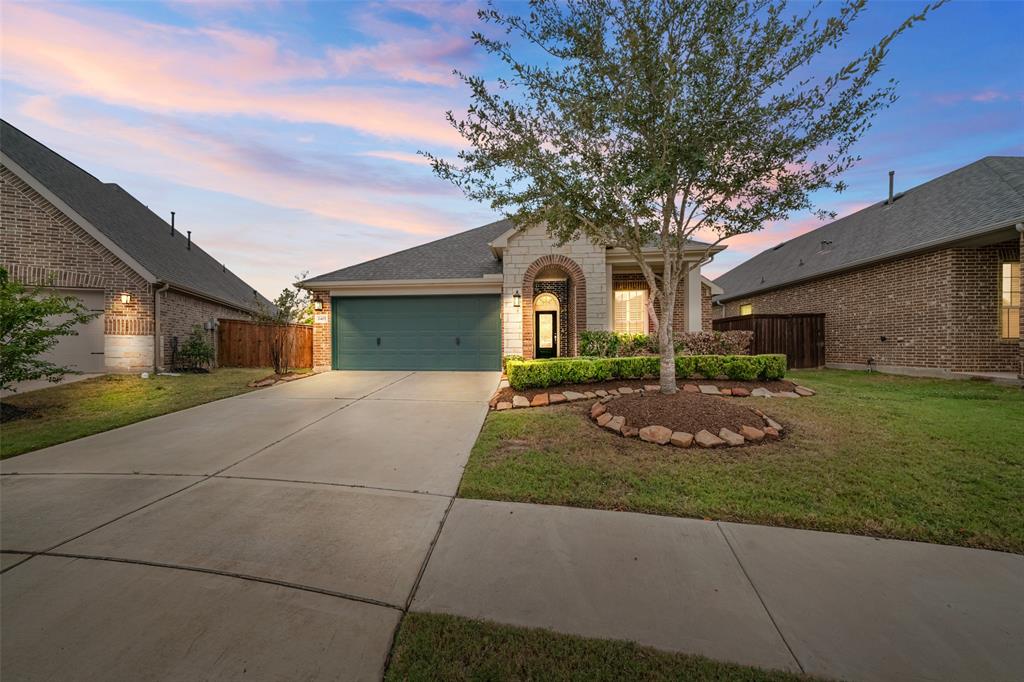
580, 330, 752, 358
502, 354, 524, 370
506, 353, 786, 389
755, 354, 787, 380
674, 330, 753, 356
578, 331, 620, 357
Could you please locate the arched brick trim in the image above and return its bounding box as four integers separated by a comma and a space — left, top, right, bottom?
522, 254, 587, 360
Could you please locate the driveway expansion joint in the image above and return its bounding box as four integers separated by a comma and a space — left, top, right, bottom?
36, 551, 405, 612
716, 522, 805, 674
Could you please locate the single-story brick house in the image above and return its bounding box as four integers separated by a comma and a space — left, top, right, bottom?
713, 156, 1024, 379
301, 221, 725, 371
0, 120, 269, 373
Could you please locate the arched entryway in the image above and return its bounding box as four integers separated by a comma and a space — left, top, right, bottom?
522, 255, 587, 359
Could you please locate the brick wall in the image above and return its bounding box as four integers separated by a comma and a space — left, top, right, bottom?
158, 289, 251, 369
2, 164, 255, 372
2, 165, 154, 371
612, 273, 714, 335
719, 241, 1021, 373
309, 290, 332, 370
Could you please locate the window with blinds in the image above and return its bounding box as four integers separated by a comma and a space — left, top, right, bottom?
1000, 261, 1020, 339
614, 289, 647, 334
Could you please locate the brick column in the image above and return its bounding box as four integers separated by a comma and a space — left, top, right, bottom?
310, 290, 332, 371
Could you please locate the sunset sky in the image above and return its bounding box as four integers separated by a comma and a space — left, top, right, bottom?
2, 0, 1021, 298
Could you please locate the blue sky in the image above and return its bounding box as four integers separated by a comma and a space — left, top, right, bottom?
2, 0, 1021, 297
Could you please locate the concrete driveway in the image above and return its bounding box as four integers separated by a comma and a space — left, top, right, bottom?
1, 370, 498, 681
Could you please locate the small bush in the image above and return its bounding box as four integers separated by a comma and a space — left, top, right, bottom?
177, 325, 215, 370
506, 353, 785, 389
674, 331, 753, 356
502, 354, 524, 370
578, 331, 620, 357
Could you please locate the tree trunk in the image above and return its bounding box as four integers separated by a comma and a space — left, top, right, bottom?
658, 283, 677, 394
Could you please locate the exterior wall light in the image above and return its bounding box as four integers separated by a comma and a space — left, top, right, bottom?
119, 292, 131, 304
313, 300, 323, 311
513, 290, 521, 308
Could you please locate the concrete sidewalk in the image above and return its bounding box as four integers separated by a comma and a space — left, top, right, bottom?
414, 499, 1024, 682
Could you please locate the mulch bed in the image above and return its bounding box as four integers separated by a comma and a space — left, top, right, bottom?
611, 391, 765, 435
493, 378, 797, 403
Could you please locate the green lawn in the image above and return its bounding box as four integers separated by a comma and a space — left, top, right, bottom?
460, 370, 1024, 553
386, 612, 817, 682
1, 369, 269, 458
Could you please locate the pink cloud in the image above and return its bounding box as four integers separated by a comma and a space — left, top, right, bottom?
359, 150, 431, 165
19, 96, 466, 237
328, 36, 472, 86
1, 3, 464, 146
931, 89, 1022, 105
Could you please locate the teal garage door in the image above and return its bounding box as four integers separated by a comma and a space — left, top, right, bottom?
332, 295, 500, 371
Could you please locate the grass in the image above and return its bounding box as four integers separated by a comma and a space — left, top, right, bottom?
460, 369, 1024, 553
0, 368, 269, 458
386, 612, 817, 682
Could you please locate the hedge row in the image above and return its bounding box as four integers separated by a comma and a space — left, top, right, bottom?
578, 330, 754, 357
505, 354, 787, 390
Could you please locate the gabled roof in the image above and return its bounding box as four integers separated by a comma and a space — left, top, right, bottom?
1, 119, 270, 312
303, 218, 512, 285
714, 156, 1024, 302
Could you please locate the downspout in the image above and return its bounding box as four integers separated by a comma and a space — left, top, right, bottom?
153, 282, 169, 372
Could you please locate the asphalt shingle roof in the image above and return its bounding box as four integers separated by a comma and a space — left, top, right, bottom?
303, 218, 512, 284
713, 156, 1024, 302
1, 119, 270, 312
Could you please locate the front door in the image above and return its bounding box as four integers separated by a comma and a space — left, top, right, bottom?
535, 311, 557, 358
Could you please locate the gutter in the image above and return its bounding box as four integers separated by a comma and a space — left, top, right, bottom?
717, 216, 1024, 303
153, 282, 170, 372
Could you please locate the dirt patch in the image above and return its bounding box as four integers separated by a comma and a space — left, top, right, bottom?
609, 391, 767, 435
495, 377, 796, 403
0, 402, 30, 423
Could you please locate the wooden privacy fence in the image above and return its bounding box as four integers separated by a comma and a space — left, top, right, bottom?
713, 313, 825, 369
217, 319, 313, 368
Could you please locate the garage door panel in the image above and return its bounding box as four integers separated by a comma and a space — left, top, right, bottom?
333, 295, 499, 371
41, 289, 105, 374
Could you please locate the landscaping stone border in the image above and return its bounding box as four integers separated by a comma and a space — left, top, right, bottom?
489, 381, 815, 412
486, 379, 812, 448
588, 394, 785, 448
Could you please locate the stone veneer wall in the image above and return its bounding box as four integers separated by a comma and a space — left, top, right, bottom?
718, 240, 1021, 373
502, 224, 608, 357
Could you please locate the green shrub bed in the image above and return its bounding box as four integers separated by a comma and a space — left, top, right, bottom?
506, 354, 786, 390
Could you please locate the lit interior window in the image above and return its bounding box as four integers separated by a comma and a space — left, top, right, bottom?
614, 289, 647, 334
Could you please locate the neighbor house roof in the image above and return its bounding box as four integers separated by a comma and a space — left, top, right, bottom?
1, 119, 270, 312
302, 219, 513, 285
713, 156, 1024, 303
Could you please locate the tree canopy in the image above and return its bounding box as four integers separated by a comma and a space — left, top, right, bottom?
427, 0, 943, 390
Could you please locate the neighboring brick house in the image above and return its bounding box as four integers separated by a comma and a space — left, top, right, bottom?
0, 119, 269, 373
301, 220, 724, 371
713, 157, 1024, 378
